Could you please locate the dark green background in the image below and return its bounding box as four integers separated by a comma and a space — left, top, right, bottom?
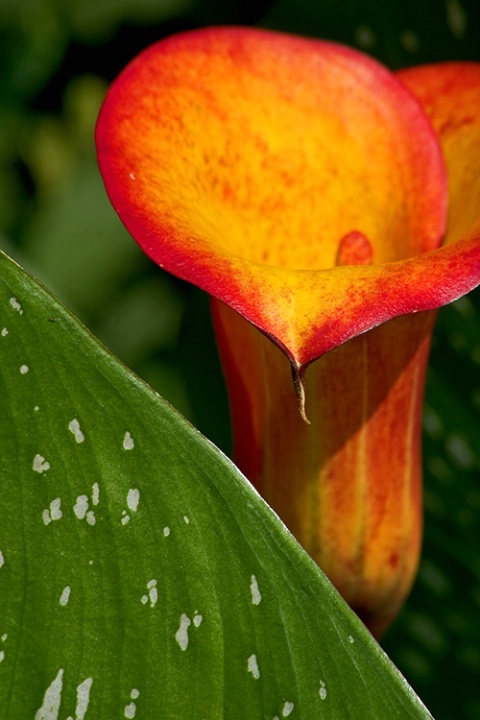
1, 1, 479, 717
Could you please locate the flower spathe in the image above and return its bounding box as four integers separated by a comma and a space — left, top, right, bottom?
96, 28, 480, 636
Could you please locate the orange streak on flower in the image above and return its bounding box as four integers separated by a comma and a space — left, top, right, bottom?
213, 299, 435, 637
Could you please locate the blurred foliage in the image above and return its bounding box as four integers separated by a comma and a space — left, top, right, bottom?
0, 0, 479, 718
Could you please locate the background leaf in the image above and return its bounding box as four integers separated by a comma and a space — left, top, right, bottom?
0, 250, 433, 718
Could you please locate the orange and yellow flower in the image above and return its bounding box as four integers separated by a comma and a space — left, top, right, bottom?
96, 27, 480, 636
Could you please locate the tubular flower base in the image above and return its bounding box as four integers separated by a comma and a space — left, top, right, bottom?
96, 28, 480, 637
212, 302, 436, 638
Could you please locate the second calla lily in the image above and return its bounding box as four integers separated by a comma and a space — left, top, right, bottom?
96, 27, 480, 637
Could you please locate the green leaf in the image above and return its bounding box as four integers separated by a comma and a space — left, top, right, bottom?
0, 249, 432, 719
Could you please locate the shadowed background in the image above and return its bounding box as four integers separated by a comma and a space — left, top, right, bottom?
1, 1, 479, 717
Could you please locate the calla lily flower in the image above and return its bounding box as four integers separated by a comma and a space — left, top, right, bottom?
96, 27, 480, 637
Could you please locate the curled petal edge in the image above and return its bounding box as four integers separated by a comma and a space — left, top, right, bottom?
196, 224, 480, 371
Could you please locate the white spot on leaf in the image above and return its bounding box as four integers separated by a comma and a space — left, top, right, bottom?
59, 586, 71, 606
9, 297, 23, 314
1, 327, 8, 336
142, 579, 157, 608
50, 498, 62, 521
92, 483, 100, 506
175, 614, 191, 651
131, 689, 140, 699
282, 701, 294, 716
121, 515, 130, 525
193, 613, 203, 627
319, 680, 327, 700
0, 551, 4, 568
35, 668, 64, 720
33, 454, 50, 474
163, 527, 170, 537
74, 677, 93, 720
123, 432, 135, 450
247, 654, 260, 679
127, 488, 140, 512
68, 419, 85, 443
250, 575, 262, 605
74, 495, 89, 520
73, 497, 96, 525
20, 364, 29, 374
148, 587, 158, 607
124, 702, 136, 718
183, 515, 190, 524
43, 499, 62, 524
0, 651, 4, 663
